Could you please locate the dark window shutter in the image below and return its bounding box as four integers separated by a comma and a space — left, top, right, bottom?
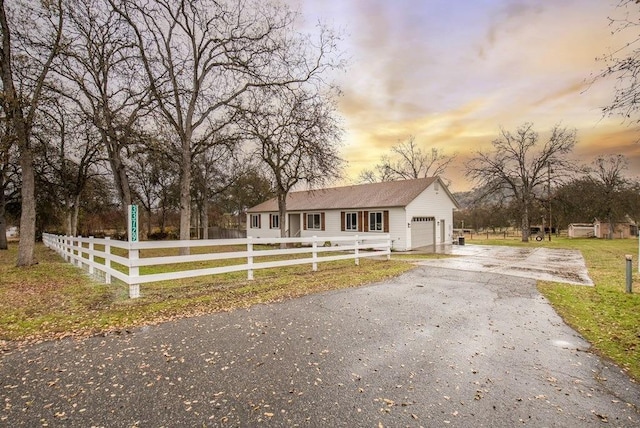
364, 211, 369, 232
303, 213, 307, 230
321, 213, 325, 231
341, 212, 345, 231
358, 211, 363, 232
258, 214, 261, 228
269, 214, 273, 229
383, 210, 389, 233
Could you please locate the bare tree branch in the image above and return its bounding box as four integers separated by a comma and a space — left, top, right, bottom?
465, 123, 576, 241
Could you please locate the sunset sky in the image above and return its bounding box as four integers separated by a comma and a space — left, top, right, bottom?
292, 0, 640, 192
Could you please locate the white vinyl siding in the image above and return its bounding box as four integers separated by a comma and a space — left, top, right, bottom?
404, 179, 457, 250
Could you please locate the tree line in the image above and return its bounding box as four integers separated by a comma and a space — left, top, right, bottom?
0, 0, 345, 265
361, 125, 640, 242
3, 0, 640, 263
461, 126, 640, 240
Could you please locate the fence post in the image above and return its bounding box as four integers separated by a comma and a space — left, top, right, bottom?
77, 236, 83, 268
69, 236, 74, 266
387, 234, 392, 260
247, 237, 254, 280
626, 254, 633, 293
312, 236, 318, 272
104, 237, 112, 284
63, 235, 69, 262
354, 235, 359, 266
69, 236, 74, 263
129, 244, 140, 299
88, 237, 95, 275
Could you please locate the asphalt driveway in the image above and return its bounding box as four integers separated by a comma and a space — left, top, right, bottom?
1, 252, 637, 427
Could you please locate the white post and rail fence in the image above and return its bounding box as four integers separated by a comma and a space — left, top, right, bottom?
42, 207, 392, 299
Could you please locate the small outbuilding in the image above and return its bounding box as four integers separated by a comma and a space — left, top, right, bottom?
594, 218, 638, 239
246, 177, 459, 251
568, 218, 638, 239
568, 223, 595, 238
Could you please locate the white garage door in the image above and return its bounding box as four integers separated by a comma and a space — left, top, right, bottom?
411, 216, 435, 249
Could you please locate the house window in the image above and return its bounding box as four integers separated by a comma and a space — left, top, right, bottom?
250, 214, 261, 229
307, 213, 322, 230
369, 211, 383, 232
345, 212, 358, 231
270, 214, 279, 229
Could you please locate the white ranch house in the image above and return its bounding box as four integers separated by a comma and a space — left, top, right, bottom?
246, 177, 459, 251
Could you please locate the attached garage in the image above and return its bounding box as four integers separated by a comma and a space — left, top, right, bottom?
411, 216, 435, 249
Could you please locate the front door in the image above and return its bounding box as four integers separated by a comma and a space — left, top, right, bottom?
288, 213, 301, 237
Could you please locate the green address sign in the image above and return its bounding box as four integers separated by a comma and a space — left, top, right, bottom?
128, 205, 138, 242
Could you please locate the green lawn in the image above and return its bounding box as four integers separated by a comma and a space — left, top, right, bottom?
0, 242, 414, 342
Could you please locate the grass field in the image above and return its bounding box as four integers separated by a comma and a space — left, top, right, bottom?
1, 236, 639, 382
0, 242, 414, 342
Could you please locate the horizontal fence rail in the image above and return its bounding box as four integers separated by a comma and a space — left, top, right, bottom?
42, 233, 392, 299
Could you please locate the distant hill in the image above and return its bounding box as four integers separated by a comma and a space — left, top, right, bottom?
453, 186, 513, 209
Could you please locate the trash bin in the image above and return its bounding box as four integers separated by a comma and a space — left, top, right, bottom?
458, 236, 465, 246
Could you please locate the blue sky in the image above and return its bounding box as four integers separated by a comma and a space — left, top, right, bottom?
292, 0, 640, 191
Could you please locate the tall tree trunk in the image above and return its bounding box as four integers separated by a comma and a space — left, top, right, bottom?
278, 192, 287, 248
0, 0, 63, 265
65, 208, 73, 236
103, 137, 132, 224
0, 176, 7, 250
1, 4, 35, 264
159, 203, 166, 233
520, 203, 530, 243
71, 194, 81, 236
202, 199, 209, 240
146, 206, 152, 238
179, 143, 191, 254
608, 217, 614, 240
17, 147, 36, 265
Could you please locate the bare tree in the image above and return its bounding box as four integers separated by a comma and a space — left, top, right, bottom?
0, 0, 64, 265
33, 100, 103, 236
553, 154, 640, 233
357, 161, 396, 184
241, 86, 344, 239
591, 154, 630, 238
215, 166, 274, 217
359, 136, 456, 183
58, 0, 150, 220
192, 142, 242, 239
108, 0, 343, 252
596, 1, 640, 124
465, 123, 576, 242
129, 147, 178, 236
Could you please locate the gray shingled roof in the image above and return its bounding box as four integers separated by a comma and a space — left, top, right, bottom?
248, 177, 443, 212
